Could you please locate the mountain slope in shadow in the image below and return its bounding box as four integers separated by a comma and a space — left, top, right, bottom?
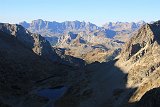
55, 60, 137, 107
0, 25, 68, 106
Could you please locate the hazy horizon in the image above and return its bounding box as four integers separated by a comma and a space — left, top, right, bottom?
1, 0, 160, 26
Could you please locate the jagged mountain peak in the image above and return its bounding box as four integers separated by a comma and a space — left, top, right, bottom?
120, 23, 156, 61
0, 23, 28, 33
125, 21, 160, 48
0, 23, 31, 36
0, 23, 60, 62
0, 23, 34, 48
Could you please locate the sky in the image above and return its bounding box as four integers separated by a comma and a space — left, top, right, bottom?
0, 0, 160, 26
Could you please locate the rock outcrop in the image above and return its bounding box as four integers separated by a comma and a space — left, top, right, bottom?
0, 23, 59, 62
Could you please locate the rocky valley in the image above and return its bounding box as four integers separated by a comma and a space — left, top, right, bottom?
0, 19, 160, 107
20, 20, 145, 63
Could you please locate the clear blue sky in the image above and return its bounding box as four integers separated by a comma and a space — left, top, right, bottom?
0, 0, 160, 26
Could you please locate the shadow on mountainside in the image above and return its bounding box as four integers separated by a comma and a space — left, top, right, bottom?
0, 29, 140, 107
55, 59, 138, 107
149, 23, 160, 45
136, 87, 160, 107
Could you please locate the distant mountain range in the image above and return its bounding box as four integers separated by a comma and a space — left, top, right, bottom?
103, 21, 145, 31
20, 19, 146, 45
20, 19, 145, 35
20, 19, 101, 37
